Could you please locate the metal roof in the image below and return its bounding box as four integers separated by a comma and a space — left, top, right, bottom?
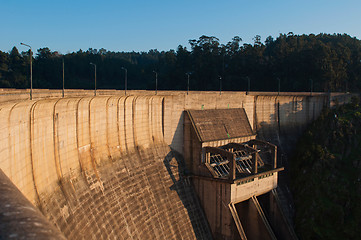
187, 108, 255, 142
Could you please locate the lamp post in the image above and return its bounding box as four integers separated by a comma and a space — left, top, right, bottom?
20, 43, 32, 100
310, 78, 313, 96
90, 63, 96, 96
186, 72, 191, 95
277, 78, 280, 95
153, 71, 158, 95
246, 76, 250, 95
121, 67, 127, 95
62, 58, 65, 98
219, 76, 222, 95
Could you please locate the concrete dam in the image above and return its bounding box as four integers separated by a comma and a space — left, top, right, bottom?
0, 89, 345, 239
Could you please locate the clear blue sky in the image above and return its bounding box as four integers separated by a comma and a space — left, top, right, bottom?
2, 0, 361, 54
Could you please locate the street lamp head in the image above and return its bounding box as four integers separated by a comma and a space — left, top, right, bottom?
20, 42, 31, 49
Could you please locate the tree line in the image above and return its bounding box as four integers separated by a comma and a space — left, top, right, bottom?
1, 33, 361, 92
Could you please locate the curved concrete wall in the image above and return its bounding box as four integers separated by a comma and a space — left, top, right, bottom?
0, 95, 211, 239
0, 96, 165, 205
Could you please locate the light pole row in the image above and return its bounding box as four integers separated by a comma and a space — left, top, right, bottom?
17, 42, 241, 98
17, 48, 237, 98
17, 43, 351, 96
16, 45, 292, 97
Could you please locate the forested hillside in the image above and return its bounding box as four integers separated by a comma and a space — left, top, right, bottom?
291, 97, 361, 239
1, 33, 361, 92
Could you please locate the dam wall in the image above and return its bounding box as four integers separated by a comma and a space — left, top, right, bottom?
0, 91, 331, 202
0, 89, 345, 239
0, 88, 333, 154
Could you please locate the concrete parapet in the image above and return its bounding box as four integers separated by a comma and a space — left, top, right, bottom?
0, 169, 66, 240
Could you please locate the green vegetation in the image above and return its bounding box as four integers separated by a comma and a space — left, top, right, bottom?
291, 97, 361, 240
1, 33, 361, 92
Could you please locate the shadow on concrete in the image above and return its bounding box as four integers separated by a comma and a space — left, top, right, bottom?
163, 149, 213, 240
235, 198, 275, 240
256, 96, 323, 156
257, 191, 299, 240
170, 112, 184, 153
255, 95, 327, 230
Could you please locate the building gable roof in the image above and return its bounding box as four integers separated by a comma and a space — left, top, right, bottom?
187, 108, 255, 142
